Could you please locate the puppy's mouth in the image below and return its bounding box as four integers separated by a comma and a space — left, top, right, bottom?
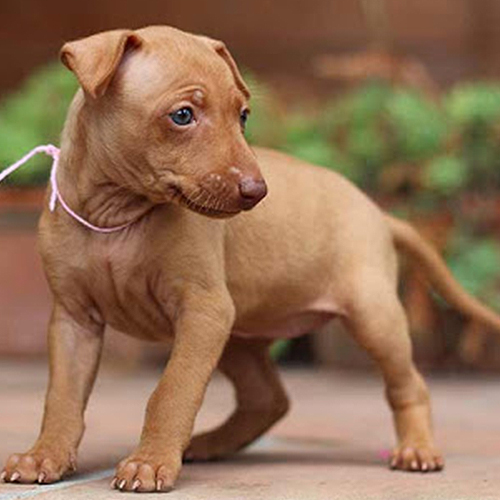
171, 187, 241, 218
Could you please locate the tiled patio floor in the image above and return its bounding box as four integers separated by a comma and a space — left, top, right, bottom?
1, 361, 500, 499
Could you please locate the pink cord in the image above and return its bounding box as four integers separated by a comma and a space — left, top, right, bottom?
0, 145, 133, 233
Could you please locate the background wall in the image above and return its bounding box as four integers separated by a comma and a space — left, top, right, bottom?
2, 0, 500, 98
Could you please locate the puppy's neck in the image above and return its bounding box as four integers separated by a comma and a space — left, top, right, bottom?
57, 94, 155, 230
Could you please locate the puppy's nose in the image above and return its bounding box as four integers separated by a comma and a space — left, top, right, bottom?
238, 177, 268, 208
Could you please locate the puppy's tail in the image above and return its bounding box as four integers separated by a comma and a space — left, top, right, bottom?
387, 214, 500, 334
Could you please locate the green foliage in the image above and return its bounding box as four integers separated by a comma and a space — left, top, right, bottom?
446, 84, 500, 127
250, 83, 449, 194
285, 134, 335, 168
244, 71, 285, 148
447, 234, 500, 308
324, 83, 393, 187
386, 90, 445, 162
243, 80, 500, 199
444, 84, 500, 189
424, 155, 468, 195
3, 61, 500, 196
270, 339, 292, 360
0, 62, 78, 186
281, 113, 334, 167
330, 82, 392, 129
351, 121, 383, 153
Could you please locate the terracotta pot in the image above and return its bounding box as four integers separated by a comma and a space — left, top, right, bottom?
0, 188, 49, 356
0, 187, 46, 212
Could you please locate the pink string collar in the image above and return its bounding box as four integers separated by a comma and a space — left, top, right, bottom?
0, 145, 133, 233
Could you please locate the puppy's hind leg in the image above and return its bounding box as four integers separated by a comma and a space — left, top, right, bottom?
184, 337, 289, 461
342, 271, 444, 472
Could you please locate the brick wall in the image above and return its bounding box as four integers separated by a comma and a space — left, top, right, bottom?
1, 0, 500, 98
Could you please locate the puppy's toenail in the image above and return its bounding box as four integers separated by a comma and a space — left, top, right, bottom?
118, 479, 126, 490
10, 472, 20, 482
156, 479, 163, 491
0, 471, 6, 481
410, 460, 418, 470
421, 463, 428, 472
110, 477, 118, 489
132, 479, 141, 491
38, 472, 46, 483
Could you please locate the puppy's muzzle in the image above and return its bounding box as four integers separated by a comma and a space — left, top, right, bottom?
238, 177, 268, 210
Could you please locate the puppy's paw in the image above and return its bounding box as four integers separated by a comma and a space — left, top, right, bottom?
390, 445, 444, 472
1, 449, 76, 484
112, 451, 181, 492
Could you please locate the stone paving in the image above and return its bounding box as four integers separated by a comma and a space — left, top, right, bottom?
1, 361, 500, 499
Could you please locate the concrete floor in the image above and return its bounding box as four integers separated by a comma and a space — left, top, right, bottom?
1, 362, 500, 499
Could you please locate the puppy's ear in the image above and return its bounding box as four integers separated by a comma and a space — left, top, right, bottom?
198, 36, 250, 99
60, 30, 142, 99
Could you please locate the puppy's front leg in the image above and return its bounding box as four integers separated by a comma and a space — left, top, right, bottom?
2, 303, 104, 484
113, 288, 235, 493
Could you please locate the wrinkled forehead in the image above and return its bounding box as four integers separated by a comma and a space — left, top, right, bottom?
117, 31, 245, 106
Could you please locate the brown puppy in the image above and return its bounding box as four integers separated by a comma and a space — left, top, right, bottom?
3, 26, 500, 493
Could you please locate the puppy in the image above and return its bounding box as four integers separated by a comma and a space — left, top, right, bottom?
3, 26, 500, 492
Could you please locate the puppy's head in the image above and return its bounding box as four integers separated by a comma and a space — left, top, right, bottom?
61, 26, 266, 217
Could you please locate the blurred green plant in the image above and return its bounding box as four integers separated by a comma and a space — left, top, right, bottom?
447, 84, 500, 127
423, 155, 468, 195
245, 80, 500, 202
270, 339, 292, 360
387, 90, 445, 162
5, 63, 500, 198
0, 62, 77, 186
243, 71, 285, 148
447, 233, 500, 309
445, 84, 500, 190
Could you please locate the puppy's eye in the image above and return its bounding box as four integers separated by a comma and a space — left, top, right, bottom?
240, 108, 250, 130
170, 107, 195, 126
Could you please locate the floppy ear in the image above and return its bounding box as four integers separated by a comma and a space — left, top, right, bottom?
60, 29, 142, 99
198, 36, 250, 99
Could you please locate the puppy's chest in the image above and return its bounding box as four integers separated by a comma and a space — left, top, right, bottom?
67, 241, 175, 340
